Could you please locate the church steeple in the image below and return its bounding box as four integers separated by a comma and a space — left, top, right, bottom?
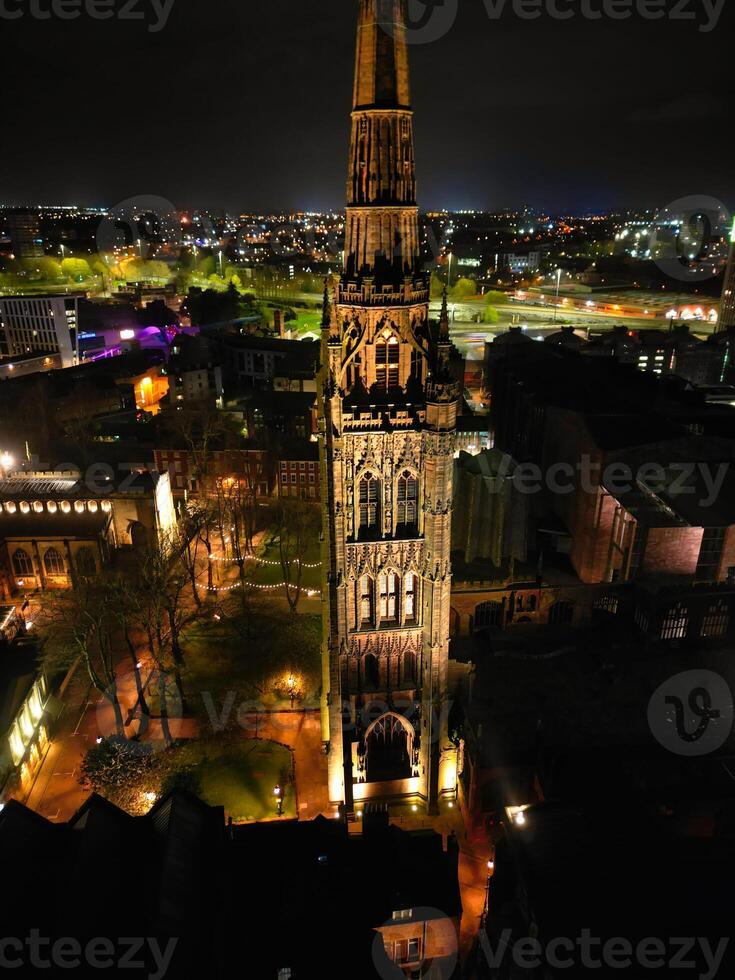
353, 0, 411, 111
343, 0, 420, 283
318, 1, 458, 816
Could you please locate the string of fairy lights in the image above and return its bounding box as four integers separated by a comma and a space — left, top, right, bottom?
199, 552, 322, 595
208, 554, 322, 569
200, 580, 322, 595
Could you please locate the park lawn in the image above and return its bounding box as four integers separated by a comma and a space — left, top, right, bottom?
247, 552, 322, 590
249, 523, 322, 589
182, 605, 322, 708
289, 308, 321, 337
170, 739, 295, 822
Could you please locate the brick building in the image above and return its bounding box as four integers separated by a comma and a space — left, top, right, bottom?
153, 447, 273, 498
488, 344, 735, 586
277, 440, 320, 500
0, 468, 177, 597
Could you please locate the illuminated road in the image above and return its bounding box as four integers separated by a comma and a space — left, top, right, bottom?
292, 290, 717, 359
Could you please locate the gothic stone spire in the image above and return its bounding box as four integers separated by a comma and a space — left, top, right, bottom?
353, 0, 411, 111
344, 0, 420, 283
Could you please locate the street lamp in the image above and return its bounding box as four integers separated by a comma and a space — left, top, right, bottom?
553, 267, 562, 323
274, 783, 283, 816
287, 675, 296, 709
446, 251, 453, 292
482, 858, 495, 924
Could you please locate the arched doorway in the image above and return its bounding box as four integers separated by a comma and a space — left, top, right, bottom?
129, 521, 148, 550
364, 712, 414, 783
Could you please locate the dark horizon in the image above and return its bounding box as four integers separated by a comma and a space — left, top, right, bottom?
1, 0, 732, 214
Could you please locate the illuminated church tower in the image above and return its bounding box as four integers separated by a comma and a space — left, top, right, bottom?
318, 0, 459, 812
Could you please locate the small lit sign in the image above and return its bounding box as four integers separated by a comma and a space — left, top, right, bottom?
120, 329, 135, 340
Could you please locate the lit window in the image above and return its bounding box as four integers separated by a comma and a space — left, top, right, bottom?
379, 572, 399, 621
396, 471, 418, 529
12, 549, 33, 576
701, 600, 729, 638
661, 603, 688, 640
375, 333, 400, 390
358, 474, 380, 535
43, 548, 65, 575
404, 573, 418, 621
359, 575, 374, 626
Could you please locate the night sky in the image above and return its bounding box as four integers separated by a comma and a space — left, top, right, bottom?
1, 0, 731, 213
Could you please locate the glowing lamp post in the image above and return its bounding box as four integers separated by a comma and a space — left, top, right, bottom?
274, 783, 283, 817
287, 675, 296, 709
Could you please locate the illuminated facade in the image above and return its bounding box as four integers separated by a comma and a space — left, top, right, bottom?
0, 295, 79, 367
318, 0, 459, 811
0, 624, 49, 793
0, 470, 177, 597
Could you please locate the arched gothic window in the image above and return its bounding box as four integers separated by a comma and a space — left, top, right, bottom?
379, 572, 399, 622
358, 575, 374, 627
396, 471, 418, 531
363, 653, 380, 690
358, 474, 380, 536
404, 573, 419, 622
13, 549, 33, 576
375, 332, 400, 390
43, 548, 65, 575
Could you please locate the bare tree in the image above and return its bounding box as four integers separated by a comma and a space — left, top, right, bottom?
174, 503, 210, 606
133, 534, 196, 732
40, 581, 126, 736
106, 575, 151, 733
272, 498, 320, 614
162, 402, 238, 487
